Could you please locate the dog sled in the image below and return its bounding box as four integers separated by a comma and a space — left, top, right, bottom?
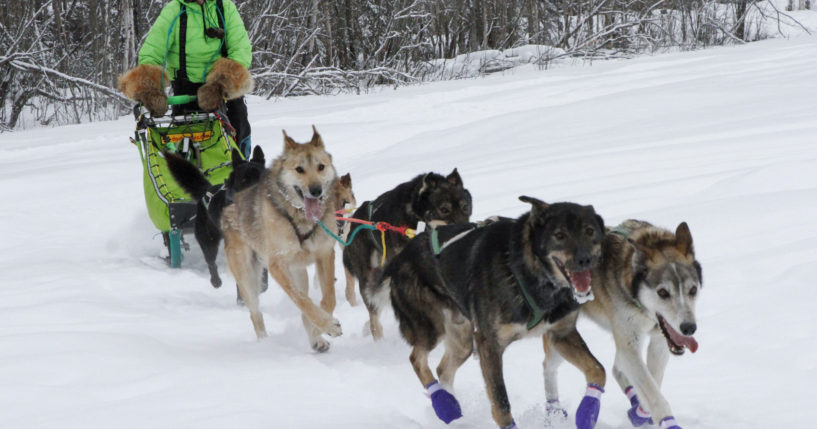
129, 95, 242, 268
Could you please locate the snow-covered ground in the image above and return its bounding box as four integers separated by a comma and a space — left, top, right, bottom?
1, 35, 816, 429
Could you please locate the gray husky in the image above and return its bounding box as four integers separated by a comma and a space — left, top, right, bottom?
545, 220, 701, 429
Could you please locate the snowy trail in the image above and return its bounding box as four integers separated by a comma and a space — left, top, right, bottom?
1, 36, 816, 428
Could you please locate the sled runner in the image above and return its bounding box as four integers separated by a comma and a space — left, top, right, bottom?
129, 95, 242, 268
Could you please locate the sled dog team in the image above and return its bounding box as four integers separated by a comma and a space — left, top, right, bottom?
166, 129, 702, 429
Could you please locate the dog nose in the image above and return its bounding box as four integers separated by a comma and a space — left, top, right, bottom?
680, 322, 697, 336
575, 250, 593, 270
308, 185, 322, 198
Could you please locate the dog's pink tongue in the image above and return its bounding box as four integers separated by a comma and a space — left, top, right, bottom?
666, 322, 699, 353
569, 270, 592, 293
304, 197, 322, 223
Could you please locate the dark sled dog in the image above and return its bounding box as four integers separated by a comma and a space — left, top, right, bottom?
220, 127, 343, 352
382, 197, 607, 429
342, 169, 472, 338
545, 220, 702, 429
165, 146, 267, 296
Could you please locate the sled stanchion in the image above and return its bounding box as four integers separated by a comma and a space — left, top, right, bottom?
168, 228, 183, 268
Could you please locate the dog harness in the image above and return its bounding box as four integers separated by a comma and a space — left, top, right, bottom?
510, 263, 548, 329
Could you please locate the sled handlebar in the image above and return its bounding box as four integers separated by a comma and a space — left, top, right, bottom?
167, 95, 197, 106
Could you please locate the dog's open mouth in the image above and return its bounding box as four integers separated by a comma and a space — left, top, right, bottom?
657, 314, 698, 356
294, 187, 323, 223
552, 257, 594, 304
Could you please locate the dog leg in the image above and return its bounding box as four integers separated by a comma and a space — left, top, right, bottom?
316, 250, 336, 315
613, 328, 674, 425
266, 261, 342, 338
344, 267, 358, 306
362, 273, 388, 340
436, 313, 473, 389
647, 330, 670, 388
291, 267, 330, 353
196, 215, 222, 288
548, 325, 606, 429
225, 240, 266, 338
411, 344, 463, 424
541, 335, 569, 422
475, 330, 515, 428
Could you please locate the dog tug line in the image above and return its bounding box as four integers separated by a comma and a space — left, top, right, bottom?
317, 207, 417, 266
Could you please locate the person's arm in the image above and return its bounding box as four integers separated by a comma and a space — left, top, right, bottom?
222, 0, 252, 69
138, 1, 181, 66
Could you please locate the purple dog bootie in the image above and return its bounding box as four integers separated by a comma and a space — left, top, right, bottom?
625, 386, 653, 427
499, 421, 518, 429
575, 384, 603, 429
659, 416, 682, 429
426, 380, 462, 424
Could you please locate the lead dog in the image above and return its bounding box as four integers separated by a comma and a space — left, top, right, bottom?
545, 220, 701, 429
381, 197, 607, 429
220, 126, 343, 352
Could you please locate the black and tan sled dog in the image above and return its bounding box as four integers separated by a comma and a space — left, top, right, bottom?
219, 127, 343, 352
381, 197, 608, 429
166, 146, 266, 291
545, 220, 702, 429
342, 169, 472, 339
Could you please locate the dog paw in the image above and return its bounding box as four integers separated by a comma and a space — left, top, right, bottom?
324, 318, 342, 337
545, 400, 569, 424
627, 404, 653, 427
426, 381, 462, 424
311, 337, 331, 353
575, 384, 603, 429
659, 416, 682, 429
210, 276, 222, 288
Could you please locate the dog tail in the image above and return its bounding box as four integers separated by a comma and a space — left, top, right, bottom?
164, 152, 212, 201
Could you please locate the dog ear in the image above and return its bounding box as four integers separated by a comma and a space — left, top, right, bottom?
251, 145, 265, 164
446, 168, 463, 187
282, 130, 298, 151
519, 195, 549, 219
231, 148, 242, 164
675, 221, 694, 256
340, 173, 352, 188
420, 173, 438, 195
594, 214, 605, 232
310, 125, 324, 148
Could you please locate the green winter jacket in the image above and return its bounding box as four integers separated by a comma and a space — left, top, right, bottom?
138, 0, 252, 84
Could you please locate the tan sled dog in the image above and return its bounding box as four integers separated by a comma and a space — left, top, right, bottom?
220, 126, 342, 352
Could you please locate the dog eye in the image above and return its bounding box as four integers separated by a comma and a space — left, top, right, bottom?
554, 231, 566, 241
439, 207, 451, 215
689, 286, 698, 297
657, 289, 670, 299
295, 166, 305, 174
318, 164, 325, 171
585, 227, 595, 236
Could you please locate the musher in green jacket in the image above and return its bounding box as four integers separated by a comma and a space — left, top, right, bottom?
118, 0, 254, 156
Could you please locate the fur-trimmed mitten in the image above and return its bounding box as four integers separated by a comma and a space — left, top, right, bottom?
197, 58, 254, 112
118, 64, 169, 116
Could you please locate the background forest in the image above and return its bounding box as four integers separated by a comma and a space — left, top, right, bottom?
0, 0, 812, 130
